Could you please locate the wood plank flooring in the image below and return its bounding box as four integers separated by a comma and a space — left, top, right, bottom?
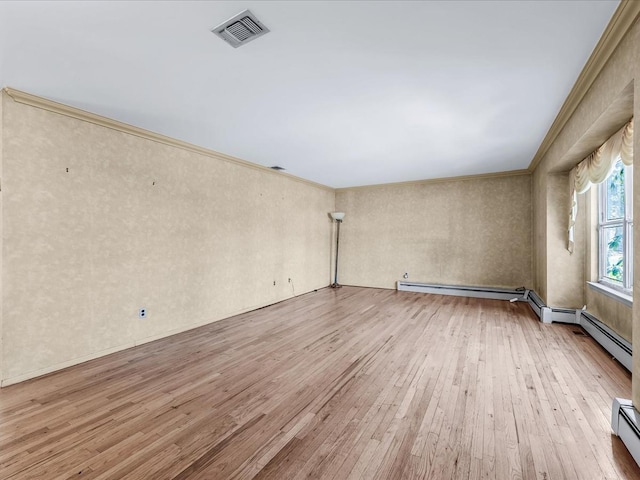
1, 286, 638, 479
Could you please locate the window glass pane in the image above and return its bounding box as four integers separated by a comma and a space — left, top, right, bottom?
627, 165, 633, 220
602, 225, 624, 283
629, 224, 633, 288
606, 159, 625, 221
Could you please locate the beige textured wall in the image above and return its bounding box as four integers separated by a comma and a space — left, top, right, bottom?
545, 173, 586, 308
1, 92, 334, 385
634, 25, 640, 407
532, 168, 547, 300
0, 91, 3, 382
533, 19, 637, 340
335, 174, 532, 290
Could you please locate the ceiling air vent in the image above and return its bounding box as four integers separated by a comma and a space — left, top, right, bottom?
212, 10, 270, 48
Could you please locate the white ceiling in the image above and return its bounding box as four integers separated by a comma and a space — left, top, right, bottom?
0, 1, 619, 188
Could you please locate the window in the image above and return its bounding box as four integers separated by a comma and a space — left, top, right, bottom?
598, 158, 633, 291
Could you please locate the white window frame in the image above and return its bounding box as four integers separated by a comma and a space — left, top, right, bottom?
598, 159, 633, 293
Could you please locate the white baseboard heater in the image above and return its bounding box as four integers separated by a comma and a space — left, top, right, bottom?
396, 281, 528, 302
579, 310, 632, 371
612, 398, 640, 467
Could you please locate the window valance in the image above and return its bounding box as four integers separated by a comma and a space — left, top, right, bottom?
568, 118, 633, 253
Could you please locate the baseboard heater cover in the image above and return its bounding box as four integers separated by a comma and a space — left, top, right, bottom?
396, 281, 527, 302
527, 290, 545, 318
612, 398, 640, 466
546, 307, 580, 325
580, 311, 632, 372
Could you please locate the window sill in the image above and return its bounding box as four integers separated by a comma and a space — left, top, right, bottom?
587, 281, 632, 307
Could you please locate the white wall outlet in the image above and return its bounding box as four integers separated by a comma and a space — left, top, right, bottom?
139, 308, 147, 319
403, 272, 409, 279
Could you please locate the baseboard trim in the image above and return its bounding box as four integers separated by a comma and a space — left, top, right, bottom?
396, 281, 527, 302
612, 398, 640, 466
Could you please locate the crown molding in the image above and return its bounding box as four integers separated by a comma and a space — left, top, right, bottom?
2, 87, 334, 192
335, 169, 530, 193
528, 0, 640, 173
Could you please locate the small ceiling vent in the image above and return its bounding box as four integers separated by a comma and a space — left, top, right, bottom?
212, 10, 270, 48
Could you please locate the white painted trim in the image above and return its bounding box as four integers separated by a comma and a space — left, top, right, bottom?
587, 281, 633, 307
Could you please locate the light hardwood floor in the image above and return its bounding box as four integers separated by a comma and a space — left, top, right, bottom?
1, 287, 638, 479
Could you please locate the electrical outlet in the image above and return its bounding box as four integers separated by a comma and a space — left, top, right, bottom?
403, 272, 409, 279
273, 281, 276, 286
139, 308, 147, 319
288, 278, 291, 283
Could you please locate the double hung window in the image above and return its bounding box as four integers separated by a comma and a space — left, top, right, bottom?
598, 158, 633, 292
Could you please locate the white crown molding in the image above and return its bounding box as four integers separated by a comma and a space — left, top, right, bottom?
528, 0, 640, 173
4, 87, 533, 192
335, 169, 531, 193
2, 87, 334, 193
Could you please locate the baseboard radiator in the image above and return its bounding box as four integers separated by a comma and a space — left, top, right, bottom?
612, 399, 640, 467
579, 311, 632, 371
526, 290, 545, 318
396, 281, 528, 302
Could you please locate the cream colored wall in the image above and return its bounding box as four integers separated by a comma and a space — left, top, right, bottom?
545, 173, 586, 308
533, 167, 547, 301
0, 91, 3, 383
634, 26, 640, 406
335, 174, 532, 290
533, 19, 637, 343
0, 92, 334, 385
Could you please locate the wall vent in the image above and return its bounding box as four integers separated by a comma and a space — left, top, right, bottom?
212, 10, 270, 48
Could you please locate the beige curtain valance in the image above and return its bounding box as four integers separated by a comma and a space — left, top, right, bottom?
568, 118, 633, 253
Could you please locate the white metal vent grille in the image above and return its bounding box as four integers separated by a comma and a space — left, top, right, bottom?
212, 10, 270, 48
